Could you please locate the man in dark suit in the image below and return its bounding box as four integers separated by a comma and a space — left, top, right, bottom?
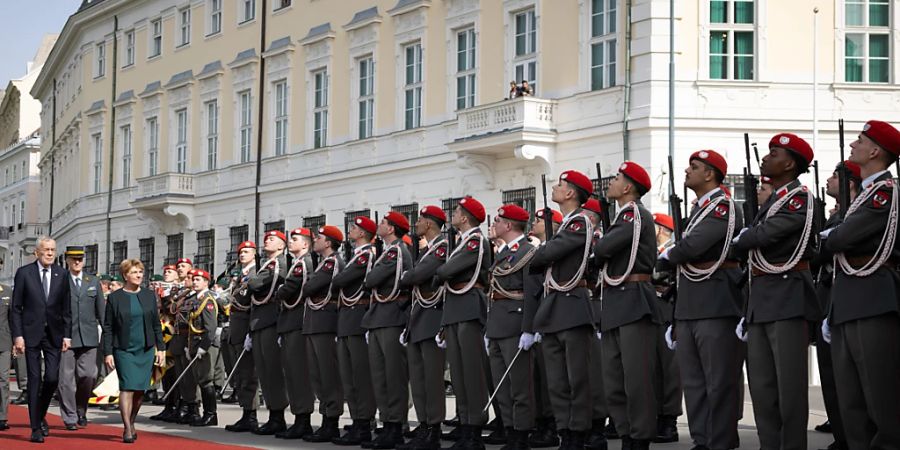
10, 237, 72, 443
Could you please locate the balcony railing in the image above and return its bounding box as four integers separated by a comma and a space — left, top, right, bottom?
456, 96, 556, 141
133, 173, 194, 201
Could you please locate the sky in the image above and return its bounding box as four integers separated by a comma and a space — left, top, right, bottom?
0, 0, 83, 88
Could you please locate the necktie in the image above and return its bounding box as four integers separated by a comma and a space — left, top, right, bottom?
42, 268, 50, 299
76, 277, 82, 290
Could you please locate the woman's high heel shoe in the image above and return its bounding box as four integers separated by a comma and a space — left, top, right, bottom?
123, 430, 135, 444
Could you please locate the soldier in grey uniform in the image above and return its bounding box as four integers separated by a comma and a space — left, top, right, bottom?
301, 225, 346, 442
434, 196, 491, 449
658, 150, 744, 450
186, 269, 220, 427
171, 259, 201, 424
211, 278, 230, 399
734, 133, 821, 450
224, 241, 262, 432
332, 217, 378, 446
0, 282, 12, 430
485, 204, 541, 450
582, 198, 610, 450
822, 120, 900, 449
398, 205, 450, 450
273, 228, 317, 440
248, 231, 289, 435
362, 211, 414, 449
58, 246, 104, 430
593, 163, 661, 450
149, 265, 182, 422
529, 170, 596, 450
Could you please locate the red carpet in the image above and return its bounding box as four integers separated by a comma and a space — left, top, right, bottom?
1, 405, 256, 449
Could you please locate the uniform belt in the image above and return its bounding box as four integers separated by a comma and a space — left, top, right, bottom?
602, 274, 652, 288
376, 294, 410, 303
491, 290, 524, 300
751, 260, 810, 277
690, 260, 741, 270
549, 280, 589, 292
341, 297, 371, 306
843, 255, 899, 270
309, 297, 339, 305
449, 282, 485, 291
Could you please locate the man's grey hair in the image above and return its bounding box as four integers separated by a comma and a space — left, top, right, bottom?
35, 236, 56, 251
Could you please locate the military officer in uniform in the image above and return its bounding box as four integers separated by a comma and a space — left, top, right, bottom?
150, 264, 182, 422
581, 197, 610, 450
170, 261, 201, 424
734, 133, 820, 450
823, 120, 900, 449
434, 196, 491, 449
332, 217, 378, 445
399, 205, 450, 450
248, 231, 289, 435
186, 269, 220, 426
659, 150, 744, 450
224, 241, 261, 432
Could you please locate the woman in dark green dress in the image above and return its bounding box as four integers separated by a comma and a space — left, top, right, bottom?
102, 259, 165, 443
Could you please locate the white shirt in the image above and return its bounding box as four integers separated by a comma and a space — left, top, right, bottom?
862, 169, 889, 190
697, 187, 722, 209
498, 234, 526, 254
70, 271, 83, 286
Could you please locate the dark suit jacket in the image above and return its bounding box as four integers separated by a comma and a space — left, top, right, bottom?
101, 288, 164, 356
11, 262, 72, 348
69, 273, 105, 348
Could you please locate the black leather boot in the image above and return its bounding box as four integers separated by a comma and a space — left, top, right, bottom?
178, 402, 201, 425
368, 421, 405, 449
253, 409, 287, 435
603, 419, 619, 439
303, 416, 341, 442
442, 425, 471, 450
528, 418, 559, 448
631, 438, 650, 450
569, 430, 586, 450
190, 386, 218, 426
150, 400, 178, 422
484, 424, 508, 445
466, 425, 486, 450
276, 413, 313, 439
225, 409, 258, 432
160, 400, 184, 423
333, 419, 373, 445
652, 415, 678, 443
585, 419, 609, 450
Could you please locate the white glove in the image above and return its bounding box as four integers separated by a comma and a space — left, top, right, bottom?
435, 333, 446, 349
484, 337, 490, 353
518, 333, 536, 351
735, 317, 748, 342
215, 327, 223, 341
399, 331, 409, 347
365, 331, 370, 345
595, 330, 602, 341
732, 227, 749, 244
665, 325, 677, 350
821, 320, 832, 344
277, 336, 283, 348
196, 347, 208, 359
243, 334, 252, 351
184, 347, 190, 355
658, 247, 672, 261
819, 228, 834, 240
533, 332, 542, 343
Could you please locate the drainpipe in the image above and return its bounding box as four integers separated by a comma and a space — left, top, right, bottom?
253, 0, 268, 245
48, 78, 57, 236
621, 0, 633, 160
104, 16, 119, 273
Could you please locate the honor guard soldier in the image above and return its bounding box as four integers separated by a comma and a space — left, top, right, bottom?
273, 228, 317, 439
171, 261, 201, 425
398, 205, 450, 450
593, 163, 661, 450
224, 241, 262, 432
176, 258, 194, 286
150, 264, 182, 422
211, 277, 231, 397
302, 225, 346, 442
434, 196, 491, 449
734, 133, 821, 450
362, 211, 414, 449
822, 120, 900, 449
248, 231, 290, 435
187, 269, 219, 426
658, 150, 744, 450
332, 217, 379, 445
485, 205, 541, 450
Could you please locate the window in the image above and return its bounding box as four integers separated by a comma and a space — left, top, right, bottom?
442, 197, 464, 220
845, 0, 890, 82
21, 161, 27, 179
502, 187, 536, 220
275, 0, 292, 11
456, 28, 476, 109
95, 42, 105, 78
358, 57, 375, 139
196, 230, 215, 273
166, 233, 184, 264
313, 70, 328, 148
121, 125, 132, 187
175, 109, 188, 173
206, 100, 218, 169
124, 30, 135, 66
303, 214, 326, 230
391, 203, 419, 228
18, 200, 24, 225
228, 225, 249, 265
265, 220, 285, 232
274, 80, 288, 155
150, 19, 162, 58
179, 8, 191, 46
344, 210, 371, 239
513, 9, 537, 92
92, 133, 102, 193
85, 244, 98, 275
404, 42, 423, 129
241, 0, 256, 23
239, 90, 252, 162
590, 0, 617, 90
709, 0, 754, 80
139, 238, 155, 279
147, 117, 159, 176
112, 241, 128, 274
209, 0, 222, 35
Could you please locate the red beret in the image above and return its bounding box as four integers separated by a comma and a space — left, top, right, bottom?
402, 235, 413, 246
163, 264, 177, 272
290, 228, 312, 238
385, 211, 411, 233
264, 230, 287, 243
582, 198, 603, 214
420, 205, 447, 223
192, 269, 211, 281
862, 120, 900, 156
497, 204, 530, 223
619, 161, 652, 192
176, 258, 193, 266
458, 196, 486, 223
836, 160, 862, 181
760, 175, 773, 185
769, 133, 814, 164
236, 240, 256, 252
318, 225, 344, 242
535, 208, 563, 224
653, 213, 674, 231
560, 170, 594, 195
353, 216, 377, 235
691, 149, 727, 176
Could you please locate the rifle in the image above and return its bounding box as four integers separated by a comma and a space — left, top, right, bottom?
595, 163, 611, 232
667, 155, 683, 241
542, 174, 554, 239
373, 211, 384, 257
743, 133, 760, 222
812, 161, 827, 234
409, 221, 420, 264
837, 119, 850, 218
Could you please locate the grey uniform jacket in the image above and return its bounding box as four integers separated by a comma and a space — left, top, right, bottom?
0, 284, 11, 350
811, 213, 840, 314
302, 253, 343, 335
826, 172, 900, 325
68, 274, 105, 348
435, 229, 490, 326
664, 190, 745, 321
735, 179, 821, 324
229, 272, 253, 345
332, 244, 374, 337
593, 202, 661, 332
276, 254, 314, 334
362, 241, 412, 330
486, 238, 540, 339
249, 254, 288, 331
400, 237, 448, 344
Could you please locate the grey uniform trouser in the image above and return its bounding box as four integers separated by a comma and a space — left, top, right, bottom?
213, 331, 226, 388
0, 349, 10, 421
251, 326, 288, 412
602, 318, 658, 440
368, 327, 409, 423
171, 334, 198, 402
228, 340, 259, 410
746, 319, 808, 450
337, 334, 376, 420
408, 337, 445, 426
655, 324, 683, 417
816, 321, 847, 449
191, 345, 220, 388
588, 336, 608, 422
306, 333, 344, 418
543, 325, 592, 432
445, 320, 489, 426
488, 335, 534, 431
220, 327, 236, 388
58, 347, 98, 424
532, 344, 554, 423
280, 329, 315, 416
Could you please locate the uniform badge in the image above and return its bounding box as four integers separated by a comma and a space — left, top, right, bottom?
387, 249, 398, 260
293, 266, 304, 276
357, 254, 368, 265
206, 302, 215, 311
467, 240, 480, 251
435, 246, 447, 259
714, 204, 728, 218
623, 211, 635, 223
779, 136, 791, 145
510, 242, 520, 252
324, 260, 335, 271
788, 196, 805, 211
873, 191, 889, 208
568, 220, 583, 231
